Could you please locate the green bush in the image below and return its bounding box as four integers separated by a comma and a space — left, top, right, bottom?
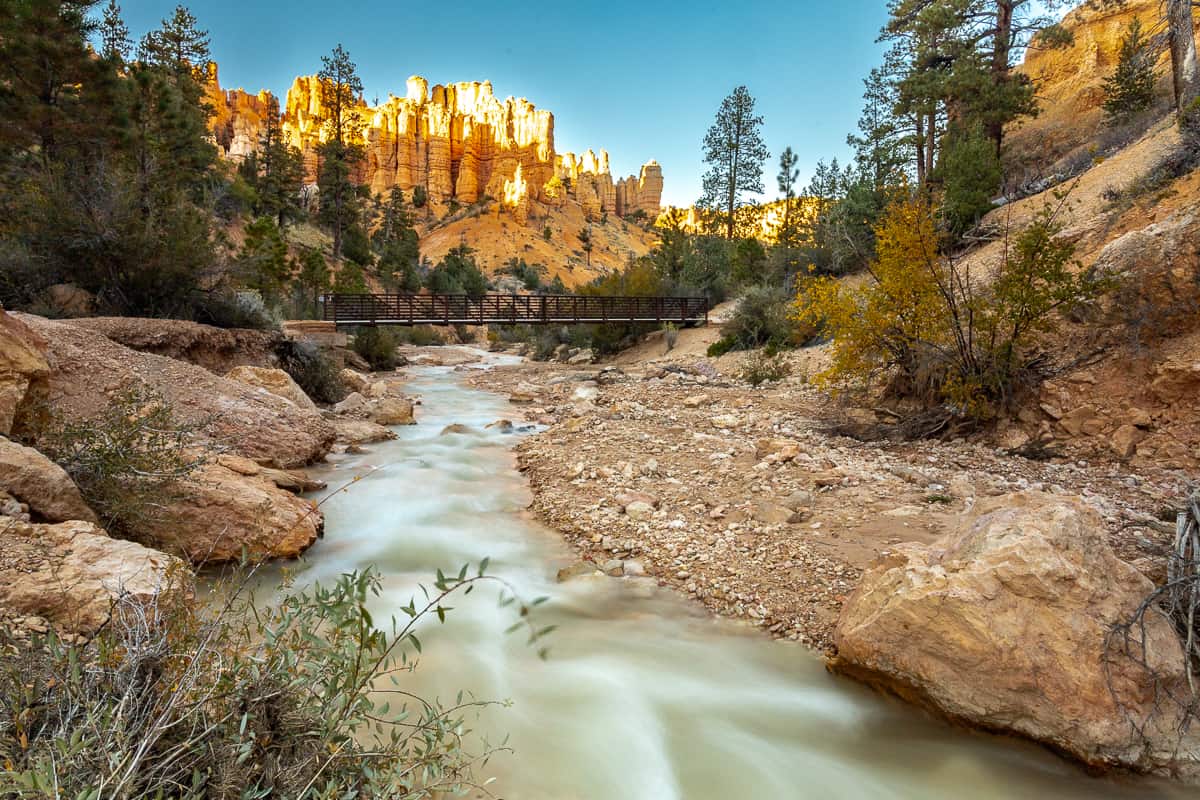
352, 326, 399, 371
740, 350, 792, 386
0, 565, 550, 799
722, 285, 801, 352
277, 339, 346, 404
392, 325, 444, 346
36, 387, 207, 542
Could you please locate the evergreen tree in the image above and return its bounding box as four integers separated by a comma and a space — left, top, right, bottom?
775, 146, 802, 249
333, 260, 367, 293
1103, 17, 1158, 123
936, 123, 1002, 236
139, 5, 210, 76
578, 226, 594, 266
427, 244, 488, 297
248, 107, 305, 228
848, 68, 909, 190
373, 188, 420, 290
238, 217, 290, 305
98, 0, 131, 61
698, 86, 770, 240
296, 248, 330, 317
316, 44, 364, 260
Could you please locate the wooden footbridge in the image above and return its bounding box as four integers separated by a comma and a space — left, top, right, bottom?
321, 293, 709, 327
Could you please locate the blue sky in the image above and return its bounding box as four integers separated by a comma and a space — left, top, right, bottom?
113, 1, 891, 207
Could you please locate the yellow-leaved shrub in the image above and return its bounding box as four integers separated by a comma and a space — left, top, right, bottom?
794, 189, 1108, 420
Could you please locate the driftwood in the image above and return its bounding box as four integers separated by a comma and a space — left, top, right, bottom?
1106, 490, 1200, 744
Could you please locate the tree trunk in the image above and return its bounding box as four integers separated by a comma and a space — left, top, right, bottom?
1168, 0, 1200, 117
990, 0, 1015, 157
915, 114, 926, 186
924, 110, 936, 182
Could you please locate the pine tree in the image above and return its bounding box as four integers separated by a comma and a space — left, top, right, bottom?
775, 147, 802, 249
316, 44, 364, 260
98, 0, 131, 62
239, 217, 291, 305
1103, 17, 1158, 123
296, 248, 330, 317
848, 68, 908, 190
698, 86, 769, 240
578, 226, 594, 266
252, 107, 305, 227
139, 5, 209, 76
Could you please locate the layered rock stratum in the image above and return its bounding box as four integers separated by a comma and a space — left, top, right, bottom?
205, 68, 662, 223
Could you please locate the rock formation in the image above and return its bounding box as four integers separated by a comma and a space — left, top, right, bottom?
833, 492, 1199, 777
203, 63, 277, 161
0, 437, 97, 524
14, 314, 334, 469
205, 69, 662, 222
1009, 0, 1194, 168
0, 518, 187, 637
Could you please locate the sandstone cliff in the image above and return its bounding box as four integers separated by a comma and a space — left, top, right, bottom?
205, 69, 662, 223
1008, 0, 1195, 173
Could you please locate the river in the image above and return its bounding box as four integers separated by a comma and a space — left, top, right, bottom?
283, 356, 1183, 799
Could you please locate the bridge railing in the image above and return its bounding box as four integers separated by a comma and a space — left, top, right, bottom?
321, 293, 709, 326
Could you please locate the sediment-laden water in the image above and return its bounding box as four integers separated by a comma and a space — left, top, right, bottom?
282, 355, 1181, 799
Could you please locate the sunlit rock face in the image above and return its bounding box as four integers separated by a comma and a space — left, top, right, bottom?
203, 63, 277, 161
204, 67, 662, 221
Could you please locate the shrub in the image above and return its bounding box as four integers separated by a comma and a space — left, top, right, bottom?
0, 564, 550, 798
352, 326, 399, 371
720, 285, 802, 352
794, 190, 1110, 420
36, 387, 207, 541
194, 290, 278, 330
277, 339, 346, 404
740, 350, 791, 386
391, 325, 444, 346
663, 322, 679, 352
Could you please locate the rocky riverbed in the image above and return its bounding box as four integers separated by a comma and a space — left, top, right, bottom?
468, 352, 1192, 653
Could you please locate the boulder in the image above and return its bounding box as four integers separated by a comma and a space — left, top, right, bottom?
14, 315, 333, 468
0, 437, 96, 523
0, 519, 188, 637
567, 349, 595, 365
145, 460, 323, 565
333, 392, 368, 416
556, 561, 603, 582
331, 417, 398, 445
832, 492, 1198, 776
0, 310, 50, 436
225, 365, 316, 410
370, 397, 416, 426
440, 424, 472, 436
339, 368, 371, 394
755, 438, 800, 462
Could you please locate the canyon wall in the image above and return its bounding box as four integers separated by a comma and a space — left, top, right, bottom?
205, 69, 662, 222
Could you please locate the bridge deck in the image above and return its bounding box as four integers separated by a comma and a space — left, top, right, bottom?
322, 293, 709, 327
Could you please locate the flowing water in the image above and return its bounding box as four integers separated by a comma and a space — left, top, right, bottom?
281, 355, 1184, 799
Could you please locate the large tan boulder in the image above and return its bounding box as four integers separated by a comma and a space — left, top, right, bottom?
225, 365, 316, 410
144, 460, 323, 565
832, 492, 1198, 776
331, 417, 398, 445
0, 310, 50, 436
369, 396, 416, 426
0, 437, 96, 523
0, 519, 188, 637
13, 314, 333, 468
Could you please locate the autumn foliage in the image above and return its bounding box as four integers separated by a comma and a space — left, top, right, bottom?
794, 190, 1108, 420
